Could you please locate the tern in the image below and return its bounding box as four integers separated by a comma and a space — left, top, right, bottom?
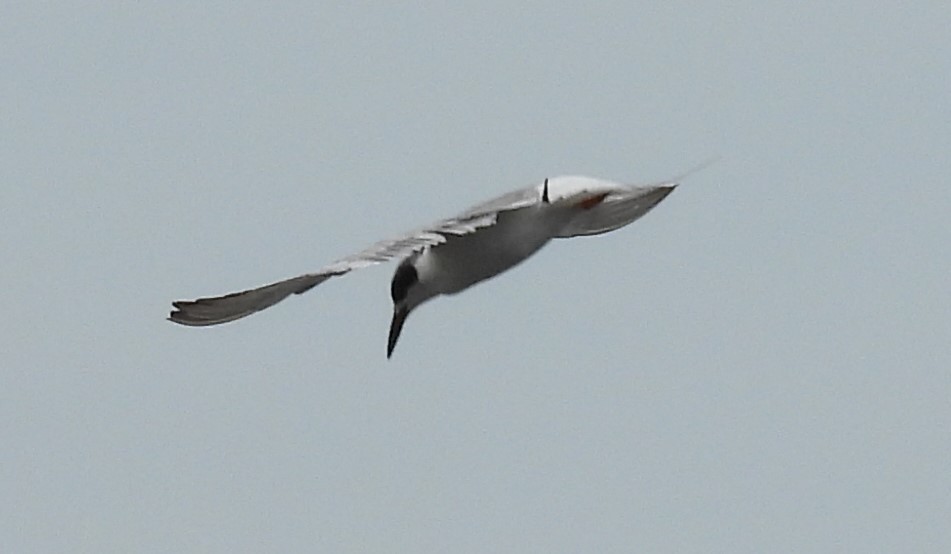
169, 175, 678, 357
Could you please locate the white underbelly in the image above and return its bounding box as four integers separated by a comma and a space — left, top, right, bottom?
420, 206, 568, 295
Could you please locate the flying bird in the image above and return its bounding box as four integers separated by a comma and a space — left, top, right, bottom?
169, 175, 677, 357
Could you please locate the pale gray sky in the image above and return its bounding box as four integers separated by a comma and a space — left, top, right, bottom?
3, 2, 950, 552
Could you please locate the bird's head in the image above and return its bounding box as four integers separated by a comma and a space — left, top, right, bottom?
387, 256, 436, 358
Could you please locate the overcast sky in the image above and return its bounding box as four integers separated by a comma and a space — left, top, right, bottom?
3, 2, 949, 553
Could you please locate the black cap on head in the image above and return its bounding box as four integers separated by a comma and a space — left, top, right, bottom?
390, 262, 419, 304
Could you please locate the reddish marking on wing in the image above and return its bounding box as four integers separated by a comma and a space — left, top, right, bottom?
577, 192, 609, 210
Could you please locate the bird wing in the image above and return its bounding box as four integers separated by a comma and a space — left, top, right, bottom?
555, 183, 677, 238
168, 185, 542, 326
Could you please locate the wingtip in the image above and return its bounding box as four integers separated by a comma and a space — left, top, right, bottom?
166, 311, 198, 326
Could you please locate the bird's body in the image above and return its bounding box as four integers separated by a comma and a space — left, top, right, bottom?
415, 202, 565, 295
169, 175, 678, 357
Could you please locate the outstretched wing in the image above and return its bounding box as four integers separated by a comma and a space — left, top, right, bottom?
555, 183, 677, 238
168, 185, 542, 326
